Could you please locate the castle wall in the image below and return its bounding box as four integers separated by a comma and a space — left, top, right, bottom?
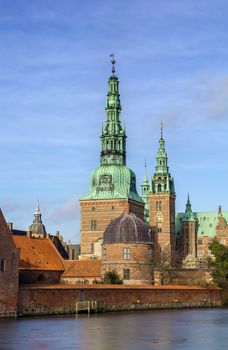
154, 269, 213, 286
0, 210, 19, 317
18, 284, 222, 316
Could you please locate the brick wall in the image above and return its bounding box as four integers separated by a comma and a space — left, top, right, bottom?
154, 269, 213, 286
102, 243, 153, 284
80, 199, 144, 255
18, 285, 222, 316
19, 270, 61, 284
0, 210, 19, 317
149, 193, 176, 263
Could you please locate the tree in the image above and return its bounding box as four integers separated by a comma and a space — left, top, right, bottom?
208, 240, 228, 287
150, 246, 178, 285
103, 270, 123, 284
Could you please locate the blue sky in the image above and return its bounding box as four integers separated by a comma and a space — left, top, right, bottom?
1, 0, 228, 242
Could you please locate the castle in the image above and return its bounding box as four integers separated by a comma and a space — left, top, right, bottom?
0, 57, 225, 316
79, 56, 228, 280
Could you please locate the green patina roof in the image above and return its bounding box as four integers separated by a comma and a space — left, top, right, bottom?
176, 211, 228, 237
81, 164, 143, 202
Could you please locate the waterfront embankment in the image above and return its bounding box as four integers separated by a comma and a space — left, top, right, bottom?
18, 284, 221, 316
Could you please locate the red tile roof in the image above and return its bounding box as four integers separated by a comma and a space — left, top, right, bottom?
12, 235, 64, 271
62, 260, 101, 278
20, 284, 221, 290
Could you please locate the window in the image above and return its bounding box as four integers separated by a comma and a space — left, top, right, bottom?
123, 247, 131, 260
91, 220, 97, 230
123, 269, 130, 280
92, 206, 96, 211
0, 258, 5, 272
148, 249, 153, 257
198, 239, 203, 245
156, 201, 162, 211
111, 206, 115, 211
157, 228, 162, 233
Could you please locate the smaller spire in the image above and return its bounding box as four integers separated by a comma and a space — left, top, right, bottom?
34, 199, 41, 216
143, 159, 149, 184
186, 193, 192, 213
110, 53, 116, 76
187, 193, 190, 205
218, 205, 222, 218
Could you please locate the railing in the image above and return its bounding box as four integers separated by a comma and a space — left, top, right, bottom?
76, 300, 105, 314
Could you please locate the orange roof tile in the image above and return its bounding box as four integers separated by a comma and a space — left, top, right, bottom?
20, 284, 221, 290
62, 260, 101, 278
12, 235, 64, 271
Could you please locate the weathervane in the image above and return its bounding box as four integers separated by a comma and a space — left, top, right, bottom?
110, 53, 116, 76
161, 121, 163, 138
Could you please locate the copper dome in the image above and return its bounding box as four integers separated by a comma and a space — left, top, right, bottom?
103, 213, 152, 244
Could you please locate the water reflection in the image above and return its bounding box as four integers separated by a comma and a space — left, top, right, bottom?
0, 309, 227, 350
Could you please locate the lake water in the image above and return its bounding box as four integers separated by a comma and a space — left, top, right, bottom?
0, 308, 227, 350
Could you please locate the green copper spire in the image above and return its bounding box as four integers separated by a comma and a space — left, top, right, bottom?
183, 193, 195, 221
100, 54, 126, 166
141, 160, 150, 222
186, 193, 191, 212
81, 56, 143, 203
151, 123, 175, 194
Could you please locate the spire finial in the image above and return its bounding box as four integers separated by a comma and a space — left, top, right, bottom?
187, 192, 190, 203
161, 121, 163, 138
110, 53, 116, 76
144, 158, 147, 177
143, 159, 148, 182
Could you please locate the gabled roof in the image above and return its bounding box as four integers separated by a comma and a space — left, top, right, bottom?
62, 260, 101, 278
12, 235, 64, 271
50, 235, 69, 259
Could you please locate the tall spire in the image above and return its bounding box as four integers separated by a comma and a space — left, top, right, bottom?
151, 124, 175, 194
100, 55, 126, 166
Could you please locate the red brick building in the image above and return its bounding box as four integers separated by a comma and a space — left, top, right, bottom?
0, 210, 19, 317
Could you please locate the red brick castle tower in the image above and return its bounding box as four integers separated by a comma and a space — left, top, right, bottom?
149, 124, 176, 263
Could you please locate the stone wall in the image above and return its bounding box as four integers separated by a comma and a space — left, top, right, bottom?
18, 284, 221, 316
